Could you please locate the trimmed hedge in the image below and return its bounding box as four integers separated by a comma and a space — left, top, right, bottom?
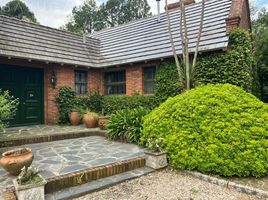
55, 87, 159, 124
141, 84, 268, 177
102, 94, 158, 115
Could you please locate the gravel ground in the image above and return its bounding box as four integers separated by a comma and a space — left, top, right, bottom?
74, 168, 266, 200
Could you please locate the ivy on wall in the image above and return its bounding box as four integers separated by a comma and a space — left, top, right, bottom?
155, 29, 257, 100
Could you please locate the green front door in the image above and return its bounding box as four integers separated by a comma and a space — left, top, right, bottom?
0, 65, 44, 126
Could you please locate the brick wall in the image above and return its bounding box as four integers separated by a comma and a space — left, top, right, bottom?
226, 0, 251, 31
88, 68, 104, 94
126, 65, 143, 95
45, 65, 75, 124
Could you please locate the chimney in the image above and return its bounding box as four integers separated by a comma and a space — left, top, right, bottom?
165, 0, 195, 11
156, 0, 161, 22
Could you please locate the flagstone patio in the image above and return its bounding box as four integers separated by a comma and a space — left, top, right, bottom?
0, 136, 145, 193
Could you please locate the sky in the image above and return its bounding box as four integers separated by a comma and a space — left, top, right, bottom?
0, 0, 268, 28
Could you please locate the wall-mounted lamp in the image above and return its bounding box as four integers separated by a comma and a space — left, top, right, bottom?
51, 70, 57, 89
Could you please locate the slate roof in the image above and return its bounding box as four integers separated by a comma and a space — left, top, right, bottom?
0, 15, 101, 67
0, 0, 232, 68
93, 0, 232, 67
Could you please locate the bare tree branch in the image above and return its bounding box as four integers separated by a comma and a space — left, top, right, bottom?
192, 0, 205, 72
165, 0, 182, 82
179, 0, 185, 63
181, 1, 190, 90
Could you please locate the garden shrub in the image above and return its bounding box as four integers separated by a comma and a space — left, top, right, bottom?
106, 107, 150, 143
102, 94, 158, 115
155, 29, 255, 101
76, 92, 103, 113
55, 87, 158, 124
0, 90, 19, 130
141, 84, 268, 177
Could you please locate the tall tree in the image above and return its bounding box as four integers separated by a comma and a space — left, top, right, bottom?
65, 0, 98, 34
165, 0, 205, 90
253, 8, 268, 102
122, 0, 151, 23
64, 0, 151, 33
1, 0, 37, 23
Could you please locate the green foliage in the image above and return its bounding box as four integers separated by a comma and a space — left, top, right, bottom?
0, 90, 19, 130
64, 0, 151, 33
102, 94, 158, 115
155, 29, 255, 101
1, 0, 37, 22
155, 63, 182, 102
253, 8, 268, 102
106, 107, 150, 143
141, 84, 268, 177
146, 138, 164, 152
55, 87, 158, 124
196, 29, 254, 93
76, 92, 103, 113
55, 87, 77, 124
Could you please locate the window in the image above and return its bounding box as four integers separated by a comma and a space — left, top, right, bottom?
105, 71, 126, 95
143, 66, 156, 94
75, 70, 88, 95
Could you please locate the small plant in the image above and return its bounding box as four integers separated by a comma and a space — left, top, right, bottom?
0, 90, 19, 130
17, 166, 42, 185
146, 138, 164, 152
83, 109, 99, 119
106, 107, 150, 143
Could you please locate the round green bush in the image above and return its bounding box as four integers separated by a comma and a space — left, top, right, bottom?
141, 84, 268, 177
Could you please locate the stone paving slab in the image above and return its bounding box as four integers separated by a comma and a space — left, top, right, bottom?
0, 125, 94, 141
46, 167, 155, 200
0, 136, 145, 191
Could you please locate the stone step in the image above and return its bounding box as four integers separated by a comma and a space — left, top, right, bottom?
45, 167, 155, 200
45, 157, 146, 194
0, 129, 106, 148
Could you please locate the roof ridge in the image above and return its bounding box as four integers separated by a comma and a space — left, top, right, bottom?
0, 15, 86, 38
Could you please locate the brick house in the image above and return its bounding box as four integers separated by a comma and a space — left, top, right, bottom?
0, 0, 251, 126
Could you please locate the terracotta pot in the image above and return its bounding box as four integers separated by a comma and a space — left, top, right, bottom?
83, 114, 97, 128
69, 111, 81, 126
98, 116, 109, 130
0, 148, 34, 176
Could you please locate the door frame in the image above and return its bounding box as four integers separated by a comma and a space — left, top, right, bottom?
0, 64, 45, 127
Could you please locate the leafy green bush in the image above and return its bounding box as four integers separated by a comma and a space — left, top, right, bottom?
102, 94, 158, 115
106, 107, 150, 143
55, 86, 76, 124
0, 90, 19, 130
141, 84, 268, 177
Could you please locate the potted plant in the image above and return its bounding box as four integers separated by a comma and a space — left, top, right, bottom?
13, 166, 47, 200
83, 109, 99, 128
0, 148, 34, 176
69, 106, 81, 126
98, 109, 109, 130
144, 138, 168, 170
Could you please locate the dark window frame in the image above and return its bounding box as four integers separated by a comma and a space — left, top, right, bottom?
75, 70, 88, 95
143, 66, 156, 94
104, 70, 126, 95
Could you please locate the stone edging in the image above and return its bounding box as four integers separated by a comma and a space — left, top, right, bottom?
183, 170, 268, 198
